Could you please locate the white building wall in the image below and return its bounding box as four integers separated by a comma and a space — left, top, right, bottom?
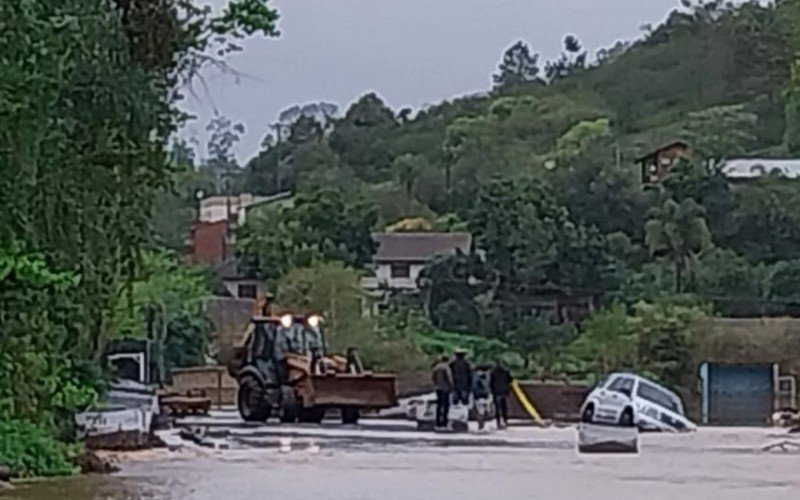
372, 262, 425, 290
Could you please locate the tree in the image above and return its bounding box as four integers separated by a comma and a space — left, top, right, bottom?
645, 198, 712, 292
554, 118, 611, 163
236, 188, 378, 282
419, 252, 496, 334
392, 154, 427, 208
681, 104, 757, 160
727, 178, 800, 264
110, 252, 212, 382
202, 115, 246, 192
505, 315, 575, 375
661, 160, 735, 244
767, 259, 800, 313
275, 262, 425, 372
565, 299, 707, 387
329, 93, 398, 182
467, 178, 571, 283
694, 247, 767, 316
0, 0, 278, 476
493, 40, 541, 91
545, 35, 587, 82
566, 304, 638, 375
632, 300, 706, 388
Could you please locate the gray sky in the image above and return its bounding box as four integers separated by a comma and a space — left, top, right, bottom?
184, 0, 683, 163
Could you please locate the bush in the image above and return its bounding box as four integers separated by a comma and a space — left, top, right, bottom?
0, 419, 76, 478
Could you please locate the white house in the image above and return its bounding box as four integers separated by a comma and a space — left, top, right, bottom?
720, 158, 800, 180
361, 232, 472, 293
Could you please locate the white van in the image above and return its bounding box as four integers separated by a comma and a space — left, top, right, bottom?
580, 373, 696, 432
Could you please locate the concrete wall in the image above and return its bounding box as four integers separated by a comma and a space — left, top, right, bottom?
170, 366, 237, 406
204, 296, 256, 368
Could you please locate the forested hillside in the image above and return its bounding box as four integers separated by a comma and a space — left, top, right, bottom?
229, 0, 800, 386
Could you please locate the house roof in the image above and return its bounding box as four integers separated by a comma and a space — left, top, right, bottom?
635, 140, 690, 162
373, 232, 472, 263
721, 158, 800, 180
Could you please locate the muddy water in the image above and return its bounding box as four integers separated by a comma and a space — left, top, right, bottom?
4, 426, 799, 500
4, 475, 168, 500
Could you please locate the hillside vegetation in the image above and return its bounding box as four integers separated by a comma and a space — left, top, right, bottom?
222, 1, 800, 385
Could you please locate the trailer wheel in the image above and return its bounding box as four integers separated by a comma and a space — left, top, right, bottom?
299, 406, 326, 424
237, 375, 271, 422
341, 406, 360, 425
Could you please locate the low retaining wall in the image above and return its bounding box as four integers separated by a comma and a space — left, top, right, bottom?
170, 366, 237, 407
508, 382, 588, 422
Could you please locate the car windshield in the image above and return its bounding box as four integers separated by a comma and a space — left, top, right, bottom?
637, 380, 684, 415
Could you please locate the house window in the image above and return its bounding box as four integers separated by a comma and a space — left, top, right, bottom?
390, 263, 411, 279
238, 284, 257, 299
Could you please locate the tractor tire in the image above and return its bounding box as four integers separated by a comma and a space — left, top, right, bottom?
341, 406, 360, 425
237, 375, 271, 422
280, 385, 299, 423
298, 406, 326, 424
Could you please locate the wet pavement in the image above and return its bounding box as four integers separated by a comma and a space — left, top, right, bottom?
4, 417, 799, 500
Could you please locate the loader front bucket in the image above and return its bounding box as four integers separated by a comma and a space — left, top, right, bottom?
309, 373, 397, 408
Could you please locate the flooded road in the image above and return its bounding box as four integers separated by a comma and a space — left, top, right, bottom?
4, 421, 799, 500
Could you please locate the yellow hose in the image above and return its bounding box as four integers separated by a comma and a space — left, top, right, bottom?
511, 380, 544, 425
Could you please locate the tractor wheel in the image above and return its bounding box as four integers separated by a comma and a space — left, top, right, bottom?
298, 406, 326, 424
341, 406, 360, 425
280, 385, 299, 423
237, 375, 271, 422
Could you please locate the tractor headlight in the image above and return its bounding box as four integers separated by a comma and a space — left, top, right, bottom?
280, 314, 293, 328
307, 315, 322, 328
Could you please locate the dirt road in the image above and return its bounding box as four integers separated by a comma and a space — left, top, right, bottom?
5, 420, 799, 500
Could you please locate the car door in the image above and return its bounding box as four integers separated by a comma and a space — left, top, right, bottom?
603, 376, 635, 422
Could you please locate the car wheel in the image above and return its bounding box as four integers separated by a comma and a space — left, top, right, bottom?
619, 408, 634, 427
581, 404, 595, 424
237, 375, 271, 422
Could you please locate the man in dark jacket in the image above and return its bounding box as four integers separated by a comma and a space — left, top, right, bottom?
490, 361, 513, 429
450, 350, 472, 406
431, 355, 453, 428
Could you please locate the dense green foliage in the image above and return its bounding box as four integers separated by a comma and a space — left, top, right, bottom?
274, 262, 428, 373
0, 0, 277, 477
0, 419, 77, 478
237, 189, 378, 283
111, 252, 212, 382
232, 0, 800, 387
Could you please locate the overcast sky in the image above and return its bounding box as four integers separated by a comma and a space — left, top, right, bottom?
183, 0, 685, 163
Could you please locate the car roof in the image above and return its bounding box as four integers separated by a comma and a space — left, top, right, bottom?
607, 372, 680, 398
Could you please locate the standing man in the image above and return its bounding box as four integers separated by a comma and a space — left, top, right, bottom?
432, 355, 453, 429
490, 360, 513, 429
472, 365, 491, 430
450, 349, 472, 406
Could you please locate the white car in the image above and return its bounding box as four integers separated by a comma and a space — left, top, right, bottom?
580, 373, 696, 432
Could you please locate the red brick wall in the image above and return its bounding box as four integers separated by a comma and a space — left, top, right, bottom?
188, 221, 228, 265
